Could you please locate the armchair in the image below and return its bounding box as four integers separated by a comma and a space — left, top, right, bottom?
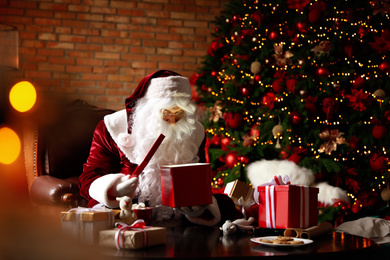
23, 99, 114, 218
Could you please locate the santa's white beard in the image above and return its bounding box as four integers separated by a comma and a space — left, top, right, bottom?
130, 101, 200, 220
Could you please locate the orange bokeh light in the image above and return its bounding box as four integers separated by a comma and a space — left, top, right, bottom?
0, 127, 21, 165
9, 81, 37, 112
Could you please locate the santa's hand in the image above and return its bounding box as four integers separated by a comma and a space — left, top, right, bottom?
176, 196, 221, 226
109, 175, 138, 198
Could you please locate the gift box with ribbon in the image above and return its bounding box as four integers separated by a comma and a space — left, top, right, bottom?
224, 179, 256, 218
60, 206, 115, 245
160, 163, 213, 207
99, 220, 166, 249
255, 175, 319, 229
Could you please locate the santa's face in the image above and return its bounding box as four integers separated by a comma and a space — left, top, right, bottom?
161, 106, 185, 124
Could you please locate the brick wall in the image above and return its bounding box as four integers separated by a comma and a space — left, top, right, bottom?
0, 0, 228, 110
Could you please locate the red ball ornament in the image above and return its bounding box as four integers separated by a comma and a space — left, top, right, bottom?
239, 84, 252, 97
211, 71, 217, 76
225, 152, 238, 169
272, 79, 284, 93
254, 74, 262, 82
220, 136, 232, 151
370, 153, 388, 172
289, 111, 303, 124
358, 26, 368, 38
316, 67, 329, 77
379, 61, 390, 72
296, 21, 307, 32
238, 155, 250, 164
269, 31, 278, 40
372, 125, 387, 139
224, 112, 243, 129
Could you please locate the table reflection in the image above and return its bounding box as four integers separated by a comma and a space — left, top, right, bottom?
101, 225, 379, 259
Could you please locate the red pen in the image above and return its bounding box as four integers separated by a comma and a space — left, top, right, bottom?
130, 133, 165, 178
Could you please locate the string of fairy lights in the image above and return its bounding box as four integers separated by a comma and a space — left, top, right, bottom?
206, 0, 390, 202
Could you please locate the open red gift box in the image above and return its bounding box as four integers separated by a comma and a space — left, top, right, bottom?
160, 163, 213, 208
257, 184, 319, 229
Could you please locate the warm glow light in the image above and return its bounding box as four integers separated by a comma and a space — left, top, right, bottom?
0, 127, 21, 164
9, 81, 37, 112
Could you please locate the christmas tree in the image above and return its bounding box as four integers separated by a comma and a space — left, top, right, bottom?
193, 0, 390, 218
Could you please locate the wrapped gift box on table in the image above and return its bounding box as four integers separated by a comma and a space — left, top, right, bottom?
99, 221, 166, 249
60, 207, 115, 245
160, 163, 213, 207
256, 176, 319, 229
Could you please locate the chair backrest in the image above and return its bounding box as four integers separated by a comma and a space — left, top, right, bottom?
23, 99, 115, 190
42, 101, 114, 179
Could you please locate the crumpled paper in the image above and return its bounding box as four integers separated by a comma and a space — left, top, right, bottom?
335, 217, 390, 244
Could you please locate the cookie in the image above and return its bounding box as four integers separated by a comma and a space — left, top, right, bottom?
287, 240, 304, 245
259, 239, 274, 244
276, 236, 293, 241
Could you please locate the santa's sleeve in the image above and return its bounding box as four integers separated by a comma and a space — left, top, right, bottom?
78, 120, 135, 208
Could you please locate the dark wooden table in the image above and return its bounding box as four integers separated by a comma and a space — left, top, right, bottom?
100, 225, 380, 259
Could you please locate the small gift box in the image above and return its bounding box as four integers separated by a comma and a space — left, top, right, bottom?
256, 175, 319, 229
99, 220, 166, 249
61, 207, 115, 245
224, 180, 256, 217
160, 163, 213, 207
224, 179, 255, 205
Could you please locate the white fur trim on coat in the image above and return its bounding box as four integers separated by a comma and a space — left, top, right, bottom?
89, 173, 125, 208
104, 109, 136, 161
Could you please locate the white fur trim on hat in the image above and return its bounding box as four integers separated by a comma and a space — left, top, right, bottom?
144, 76, 192, 99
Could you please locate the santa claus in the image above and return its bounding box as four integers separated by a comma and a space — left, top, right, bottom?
78, 70, 241, 226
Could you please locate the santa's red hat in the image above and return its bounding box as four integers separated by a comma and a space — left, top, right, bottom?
125, 70, 192, 133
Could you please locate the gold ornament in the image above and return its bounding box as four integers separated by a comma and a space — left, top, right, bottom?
242, 134, 255, 147
373, 88, 386, 100
381, 186, 390, 203
208, 101, 223, 122
311, 40, 332, 57
251, 61, 262, 75
273, 43, 293, 67
272, 123, 283, 149
318, 129, 347, 154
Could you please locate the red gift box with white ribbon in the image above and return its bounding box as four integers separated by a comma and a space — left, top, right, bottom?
255, 175, 319, 229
